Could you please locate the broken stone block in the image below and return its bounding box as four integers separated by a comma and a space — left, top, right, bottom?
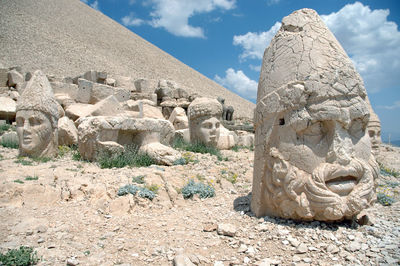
7, 69, 24, 88
97, 71, 107, 83
0, 69, 8, 87
8, 91, 20, 101
89, 95, 124, 117
89, 83, 114, 104
0, 96, 16, 121
169, 107, 188, 130
83, 70, 98, 83
113, 87, 130, 102
76, 78, 93, 104
51, 81, 79, 100
58, 116, 78, 146
77, 116, 175, 162
65, 103, 94, 121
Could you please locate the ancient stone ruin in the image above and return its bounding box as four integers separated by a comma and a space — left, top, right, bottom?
251, 9, 379, 221
16, 70, 62, 158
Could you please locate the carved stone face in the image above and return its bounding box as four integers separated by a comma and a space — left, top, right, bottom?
193, 117, 220, 147
16, 110, 54, 157
264, 98, 377, 220
368, 124, 381, 151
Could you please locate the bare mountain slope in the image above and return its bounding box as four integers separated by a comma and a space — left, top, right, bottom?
0, 0, 254, 118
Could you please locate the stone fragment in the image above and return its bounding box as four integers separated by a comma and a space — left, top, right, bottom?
217, 126, 235, 150
89, 95, 124, 116
16, 70, 62, 158
7, 69, 24, 87
173, 254, 196, 266
217, 223, 237, 237
169, 107, 189, 130
76, 78, 93, 103
0, 96, 16, 120
140, 142, 180, 166
65, 103, 94, 121
9, 91, 20, 101
326, 244, 339, 254
251, 8, 377, 221
58, 117, 78, 146
77, 116, 175, 162
237, 133, 254, 147
51, 81, 79, 101
134, 78, 154, 93
66, 258, 80, 266
0, 68, 8, 87
296, 243, 308, 254
356, 210, 376, 226
203, 222, 217, 232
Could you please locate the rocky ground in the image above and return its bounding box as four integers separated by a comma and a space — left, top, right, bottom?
0, 144, 399, 266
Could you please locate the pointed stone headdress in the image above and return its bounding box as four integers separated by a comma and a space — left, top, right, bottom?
16, 70, 61, 126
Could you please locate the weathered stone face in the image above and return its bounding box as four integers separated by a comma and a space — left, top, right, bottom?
16, 70, 60, 158
16, 110, 56, 157
188, 97, 222, 147
251, 9, 378, 221
368, 111, 381, 154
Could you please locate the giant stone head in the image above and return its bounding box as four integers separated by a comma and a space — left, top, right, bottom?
251, 9, 378, 221
16, 70, 61, 158
188, 97, 222, 147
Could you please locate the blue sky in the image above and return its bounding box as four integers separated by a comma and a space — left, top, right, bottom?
82, 0, 400, 141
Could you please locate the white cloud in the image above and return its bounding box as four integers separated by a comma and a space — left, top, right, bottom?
249, 64, 261, 72
267, 0, 281, 6
233, 21, 281, 60
215, 68, 258, 100
90, 0, 99, 10
122, 13, 145, 26
321, 2, 400, 93
147, 0, 236, 38
378, 101, 400, 110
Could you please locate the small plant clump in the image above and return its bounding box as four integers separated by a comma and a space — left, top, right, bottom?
14, 179, 24, 184
25, 175, 39, 181
173, 137, 225, 161
379, 163, 400, 178
132, 175, 145, 184
58, 145, 71, 157
117, 184, 156, 200
1, 138, 19, 149
181, 179, 215, 199
231, 144, 254, 152
0, 246, 39, 266
377, 192, 395, 206
97, 145, 155, 169
15, 157, 33, 166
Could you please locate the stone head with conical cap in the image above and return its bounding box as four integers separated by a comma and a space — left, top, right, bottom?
16, 70, 62, 158
251, 9, 378, 221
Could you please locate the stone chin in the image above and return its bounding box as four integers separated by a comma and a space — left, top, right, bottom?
265, 149, 378, 221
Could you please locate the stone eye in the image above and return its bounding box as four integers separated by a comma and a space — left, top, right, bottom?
349, 118, 365, 138
299, 121, 325, 144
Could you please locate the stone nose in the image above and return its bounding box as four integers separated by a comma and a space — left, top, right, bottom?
326, 122, 353, 165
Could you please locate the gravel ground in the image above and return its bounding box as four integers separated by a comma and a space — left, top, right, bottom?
0, 144, 399, 266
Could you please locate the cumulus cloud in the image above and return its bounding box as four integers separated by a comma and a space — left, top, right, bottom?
233, 22, 281, 60
321, 2, 400, 93
122, 13, 145, 26
147, 0, 236, 38
215, 68, 258, 100
378, 101, 400, 110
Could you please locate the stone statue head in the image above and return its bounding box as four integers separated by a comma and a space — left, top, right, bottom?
188, 97, 222, 147
367, 111, 381, 153
16, 70, 61, 158
251, 9, 378, 221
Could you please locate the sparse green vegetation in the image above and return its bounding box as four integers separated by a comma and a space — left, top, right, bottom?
117, 184, 157, 200
15, 157, 33, 166
145, 184, 159, 194
25, 175, 39, 181
0, 123, 12, 134
231, 144, 254, 152
132, 175, 145, 184
377, 192, 395, 206
220, 169, 238, 184
97, 145, 155, 169
1, 138, 19, 149
379, 163, 400, 178
172, 137, 225, 161
32, 157, 51, 163
181, 179, 215, 199
0, 246, 39, 266
58, 145, 72, 157
14, 179, 24, 184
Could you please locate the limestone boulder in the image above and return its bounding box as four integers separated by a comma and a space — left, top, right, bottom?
140, 142, 180, 166
237, 133, 254, 147
58, 116, 78, 146
77, 116, 175, 162
0, 68, 8, 87
7, 69, 24, 88
65, 103, 94, 121
89, 95, 124, 117
169, 107, 188, 130
0, 96, 16, 120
